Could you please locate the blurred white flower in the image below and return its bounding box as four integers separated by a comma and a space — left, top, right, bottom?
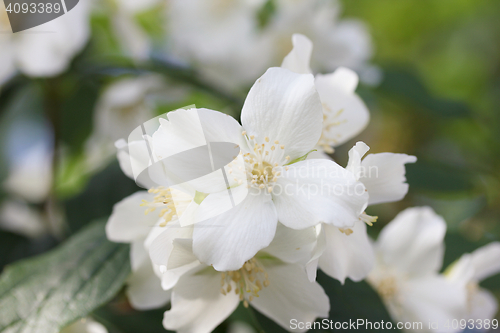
85, 75, 187, 172
149, 68, 368, 271
106, 191, 172, 310
111, 0, 163, 61
306, 142, 416, 283
0, 0, 90, 83
367, 207, 467, 333
166, 0, 271, 92
281, 34, 370, 157
0, 199, 47, 238
268, 0, 379, 83
165, 0, 378, 91
3, 140, 53, 203
149, 222, 329, 333
228, 321, 256, 333
60, 318, 107, 333
107, 133, 200, 309
266, 0, 373, 72
3, 117, 53, 203
445, 242, 500, 324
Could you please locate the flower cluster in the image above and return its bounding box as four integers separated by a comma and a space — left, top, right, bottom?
106, 35, 420, 332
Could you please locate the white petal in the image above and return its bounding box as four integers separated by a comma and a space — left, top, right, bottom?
319, 67, 359, 94
149, 222, 193, 267
273, 159, 368, 229
469, 242, 500, 281
15, 2, 90, 77
152, 108, 245, 160
281, 34, 313, 74
105, 192, 159, 242
168, 238, 199, 269
444, 254, 475, 287
161, 261, 201, 291
163, 266, 239, 333
251, 260, 329, 332
115, 139, 153, 187
359, 153, 417, 205
346, 141, 370, 176
306, 225, 327, 282
193, 186, 278, 271
241, 68, 323, 161
150, 108, 245, 192
315, 69, 369, 148
318, 222, 374, 284
130, 240, 149, 271
152, 109, 209, 160
468, 288, 498, 322
400, 276, 467, 332
262, 223, 318, 266
127, 255, 171, 310
376, 207, 446, 277
306, 258, 320, 283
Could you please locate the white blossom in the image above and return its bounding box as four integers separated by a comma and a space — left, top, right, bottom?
147, 68, 368, 271
445, 242, 500, 325
367, 207, 467, 333
148, 222, 329, 333
0, 0, 90, 84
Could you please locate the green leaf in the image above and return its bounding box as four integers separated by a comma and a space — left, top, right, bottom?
256, 0, 276, 29
405, 160, 475, 193
377, 68, 471, 118
0, 220, 130, 333
285, 150, 317, 165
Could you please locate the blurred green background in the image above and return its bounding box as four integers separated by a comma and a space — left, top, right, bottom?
0, 0, 499, 332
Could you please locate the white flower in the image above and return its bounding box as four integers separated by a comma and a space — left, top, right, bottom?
3, 118, 53, 203
367, 207, 467, 333
148, 222, 329, 333
306, 142, 416, 283
445, 242, 500, 324
148, 67, 368, 271
166, 0, 271, 92
165, 0, 377, 90
266, 0, 379, 84
0, 0, 90, 83
281, 33, 370, 157
60, 318, 107, 333
107, 135, 200, 308
106, 191, 172, 310
0, 199, 48, 238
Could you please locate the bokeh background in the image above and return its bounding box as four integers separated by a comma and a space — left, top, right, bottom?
0, 0, 499, 332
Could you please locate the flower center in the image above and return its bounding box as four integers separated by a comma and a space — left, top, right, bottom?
141, 187, 192, 227
317, 106, 347, 154
360, 212, 378, 226
466, 282, 479, 312
220, 258, 270, 308
376, 275, 398, 300
229, 131, 290, 193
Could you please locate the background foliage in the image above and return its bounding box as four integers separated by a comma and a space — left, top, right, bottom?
0, 0, 499, 332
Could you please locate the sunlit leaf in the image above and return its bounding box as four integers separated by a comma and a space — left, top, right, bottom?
0, 221, 130, 333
